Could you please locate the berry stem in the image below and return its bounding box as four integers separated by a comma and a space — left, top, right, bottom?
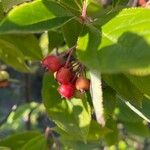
71, 74, 77, 83
81, 0, 87, 22
72, 62, 80, 69
55, 48, 59, 55
83, 67, 86, 77
76, 64, 85, 77
65, 45, 76, 67
76, 64, 83, 76
71, 63, 82, 83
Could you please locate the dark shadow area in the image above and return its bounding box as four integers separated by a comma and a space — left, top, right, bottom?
0, 66, 43, 120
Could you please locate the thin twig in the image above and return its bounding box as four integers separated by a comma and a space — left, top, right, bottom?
65, 45, 76, 67
55, 48, 59, 56
81, 0, 87, 22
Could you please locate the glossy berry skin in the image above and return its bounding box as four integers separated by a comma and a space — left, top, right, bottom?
56, 67, 72, 84
58, 83, 75, 99
75, 77, 90, 91
42, 55, 62, 72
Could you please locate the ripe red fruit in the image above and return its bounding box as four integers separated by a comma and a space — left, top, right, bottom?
56, 67, 73, 84
138, 0, 146, 6
42, 55, 62, 72
58, 83, 75, 99
75, 77, 90, 91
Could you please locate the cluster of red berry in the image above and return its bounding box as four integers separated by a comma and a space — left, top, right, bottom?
42, 47, 90, 99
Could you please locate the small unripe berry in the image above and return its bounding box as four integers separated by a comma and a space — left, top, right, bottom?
42, 55, 62, 72
56, 67, 72, 84
0, 70, 10, 81
58, 83, 75, 99
75, 77, 90, 91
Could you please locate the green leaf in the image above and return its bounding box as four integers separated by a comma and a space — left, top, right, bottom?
103, 87, 116, 116
12, 102, 39, 120
140, 97, 150, 119
103, 74, 143, 106
87, 0, 121, 19
77, 8, 150, 75
129, 97, 150, 122
98, 8, 150, 75
56, 120, 111, 142
116, 100, 143, 123
87, 120, 111, 141
62, 18, 82, 47
57, 120, 104, 150
0, 0, 73, 33
21, 135, 48, 150
48, 30, 64, 51
42, 73, 60, 109
0, 131, 41, 150
62, 140, 102, 150
126, 74, 150, 97
0, 34, 42, 60
59, 0, 82, 16
104, 119, 119, 146
49, 99, 91, 142
0, 147, 11, 150
0, 1, 4, 20
123, 100, 150, 123
0, 37, 31, 72
1, 0, 29, 12
42, 73, 91, 142
87, 0, 103, 18
93, 6, 123, 27
77, 24, 100, 70
123, 122, 150, 137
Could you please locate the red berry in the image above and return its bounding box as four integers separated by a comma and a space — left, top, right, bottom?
138, 0, 146, 5
75, 77, 90, 91
58, 83, 75, 99
42, 55, 62, 72
56, 67, 73, 84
